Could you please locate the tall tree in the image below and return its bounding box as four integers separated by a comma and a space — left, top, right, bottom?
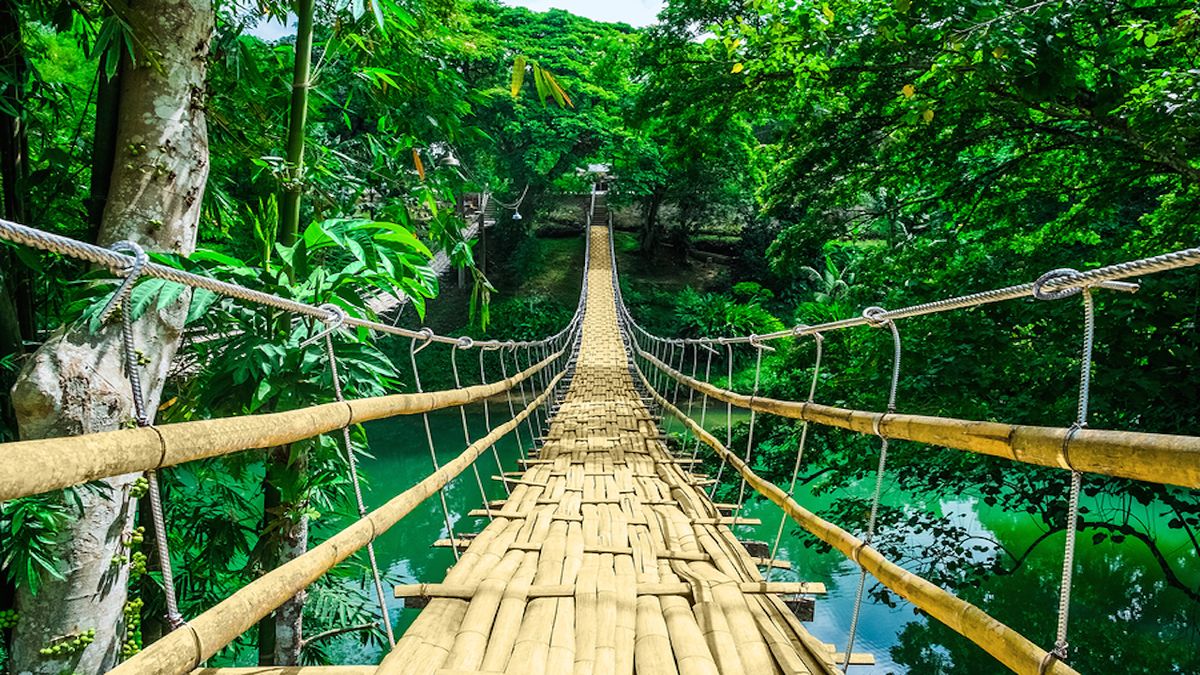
7, 0, 212, 671
0, 0, 31, 344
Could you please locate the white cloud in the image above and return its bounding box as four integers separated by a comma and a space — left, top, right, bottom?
246, 14, 295, 40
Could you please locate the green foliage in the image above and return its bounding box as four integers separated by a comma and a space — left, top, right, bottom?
622, 1, 1200, 670
458, 3, 637, 222
671, 287, 785, 338
0, 489, 86, 595
480, 295, 574, 342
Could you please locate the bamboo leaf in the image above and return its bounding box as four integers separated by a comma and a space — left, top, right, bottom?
544, 70, 574, 107
412, 148, 425, 180
510, 56, 527, 97
532, 65, 550, 104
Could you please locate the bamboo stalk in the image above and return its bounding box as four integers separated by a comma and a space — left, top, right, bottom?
393, 581, 827, 599
193, 669, 376, 674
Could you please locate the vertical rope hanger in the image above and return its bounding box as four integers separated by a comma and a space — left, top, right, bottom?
498, 346, 528, 461
670, 341, 687, 408
293, 306, 395, 646
646, 338, 661, 405
688, 343, 716, 464
657, 340, 675, 408
451, 340, 493, 521
100, 240, 185, 631
710, 340, 735, 500
536, 343, 554, 430
479, 347, 510, 497
683, 343, 699, 418
766, 329, 824, 582
1033, 269, 1099, 671
647, 338, 663, 411
409, 332, 461, 561
522, 345, 541, 435
843, 306, 902, 672
521, 345, 546, 438
681, 344, 700, 458
733, 336, 773, 524
514, 345, 539, 448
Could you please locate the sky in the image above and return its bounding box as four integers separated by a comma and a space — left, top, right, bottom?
506, 0, 663, 26
250, 0, 663, 39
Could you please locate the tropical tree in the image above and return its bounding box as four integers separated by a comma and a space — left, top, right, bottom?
7, 0, 212, 672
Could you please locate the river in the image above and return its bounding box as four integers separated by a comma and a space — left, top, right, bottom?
342, 402, 1200, 673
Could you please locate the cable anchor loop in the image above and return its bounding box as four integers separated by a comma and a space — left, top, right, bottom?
299, 303, 347, 347
862, 305, 890, 327
98, 240, 149, 325
412, 327, 436, 354
1033, 268, 1084, 301
749, 334, 776, 352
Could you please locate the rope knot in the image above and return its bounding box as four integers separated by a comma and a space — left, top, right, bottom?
1039, 642, 1070, 673
321, 303, 347, 326
1032, 268, 1083, 301
457, 336, 475, 350
862, 306, 890, 327
299, 303, 347, 348
749, 334, 776, 352
411, 327, 436, 354
98, 240, 149, 325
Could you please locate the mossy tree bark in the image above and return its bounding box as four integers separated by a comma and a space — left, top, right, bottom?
7, 1, 212, 672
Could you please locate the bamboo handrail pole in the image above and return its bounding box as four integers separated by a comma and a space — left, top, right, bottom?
636, 365, 1080, 675
0, 350, 561, 501
639, 347, 1200, 489
109, 371, 564, 675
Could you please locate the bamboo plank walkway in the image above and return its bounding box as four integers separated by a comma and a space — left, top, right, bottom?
377, 226, 838, 675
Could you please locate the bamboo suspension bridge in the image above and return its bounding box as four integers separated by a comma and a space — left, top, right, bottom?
0, 195, 1199, 674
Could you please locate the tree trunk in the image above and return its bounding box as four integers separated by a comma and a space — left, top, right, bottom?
87, 54, 124, 243
0, 0, 32, 345
257, 444, 309, 667
639, 188, 664, 254
8, 1, 212, 673
259, 0, 317, 661
478, 198, 488, 276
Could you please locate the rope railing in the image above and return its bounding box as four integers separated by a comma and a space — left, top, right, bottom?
621, 244, 1200, 345
109, 371, 565, 675
611, 221, 1199, 672
0, 216, 573, 349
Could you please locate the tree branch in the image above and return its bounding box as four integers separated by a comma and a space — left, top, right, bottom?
299, 622, 375, 648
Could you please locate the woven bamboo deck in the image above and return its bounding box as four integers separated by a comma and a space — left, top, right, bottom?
377, 226, 839, 675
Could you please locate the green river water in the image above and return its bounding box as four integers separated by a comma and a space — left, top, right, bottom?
342, 402, 1200, 673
